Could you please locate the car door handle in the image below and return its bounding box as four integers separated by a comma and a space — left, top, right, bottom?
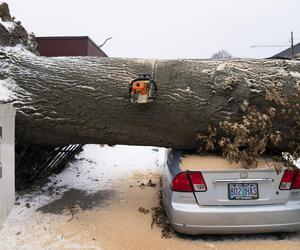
213, 178, 274, 184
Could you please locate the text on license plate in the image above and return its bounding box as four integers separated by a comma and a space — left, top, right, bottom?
228, 183, 258, 200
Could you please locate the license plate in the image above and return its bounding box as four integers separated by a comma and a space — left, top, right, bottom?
228, 183, 258, 200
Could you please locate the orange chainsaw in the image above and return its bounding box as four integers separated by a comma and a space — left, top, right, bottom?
129, 74, 157, 104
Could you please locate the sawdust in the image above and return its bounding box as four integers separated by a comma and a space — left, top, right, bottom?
151, 180, 175, 239
2, 145, 300, 249
0, 143, 299, 250
10, 173, 297, 250
180, 155, 282, 171
0, 173, 300, 250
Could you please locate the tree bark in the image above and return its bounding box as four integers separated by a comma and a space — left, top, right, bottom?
0, 45, 299, 150
0, 19, 299, 153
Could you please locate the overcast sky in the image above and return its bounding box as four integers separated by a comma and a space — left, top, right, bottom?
5, 0, 300, 59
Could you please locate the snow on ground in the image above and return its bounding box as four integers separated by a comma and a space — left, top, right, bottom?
0, 145, 166, 249
12, 145, 165, 213
1, 145, 300, 250
52, 144, 165, 192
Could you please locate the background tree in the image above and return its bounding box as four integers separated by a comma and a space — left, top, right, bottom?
211, 50, 233, 59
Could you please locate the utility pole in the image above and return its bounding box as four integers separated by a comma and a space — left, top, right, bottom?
251, 32, 296, 59
291, 31, 294, 59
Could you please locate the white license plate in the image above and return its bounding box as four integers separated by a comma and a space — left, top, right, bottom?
228, 183, 258, 200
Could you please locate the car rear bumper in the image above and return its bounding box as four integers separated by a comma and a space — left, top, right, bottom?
164, 199, 300, 235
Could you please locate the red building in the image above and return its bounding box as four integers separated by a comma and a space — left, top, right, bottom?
36, 36, 108, 57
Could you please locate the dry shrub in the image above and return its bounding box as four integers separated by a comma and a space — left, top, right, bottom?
197, 78, 300, 169
218, 107, 283, 168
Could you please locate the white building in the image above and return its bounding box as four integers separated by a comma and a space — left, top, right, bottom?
0, 104, 16, 224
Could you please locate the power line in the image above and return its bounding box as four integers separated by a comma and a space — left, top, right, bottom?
251, 31, 295, 59
250, 45, 289, 48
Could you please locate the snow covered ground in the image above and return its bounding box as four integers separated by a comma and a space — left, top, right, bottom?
0, 144, 164, 218
0, 145, 300, 250
0, 145, 165, 249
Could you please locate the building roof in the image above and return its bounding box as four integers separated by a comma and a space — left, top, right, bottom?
270, 42, 300, 59
36, 36, 108, 57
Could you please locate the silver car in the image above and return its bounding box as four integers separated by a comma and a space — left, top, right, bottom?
162, 149, 300, 235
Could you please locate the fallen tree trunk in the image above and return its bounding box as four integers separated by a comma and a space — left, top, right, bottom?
0, 8, 299, 166
1, 47, 298, 150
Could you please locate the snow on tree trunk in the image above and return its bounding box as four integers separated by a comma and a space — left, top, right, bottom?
0, 5, 299, 168
1, 45, 298, 148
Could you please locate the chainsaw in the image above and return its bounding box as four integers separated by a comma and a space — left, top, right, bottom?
129, 74, 157, 104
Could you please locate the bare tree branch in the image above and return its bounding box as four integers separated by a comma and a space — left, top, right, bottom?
99, 37, 112, 48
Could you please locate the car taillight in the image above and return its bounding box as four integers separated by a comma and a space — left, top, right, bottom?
171, 172, 192, 192
188, 172, 207, 192
279, 169, 300, 190
171, 171, 207, 192
292, 170, 300, 189
279, 170, 294, 190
